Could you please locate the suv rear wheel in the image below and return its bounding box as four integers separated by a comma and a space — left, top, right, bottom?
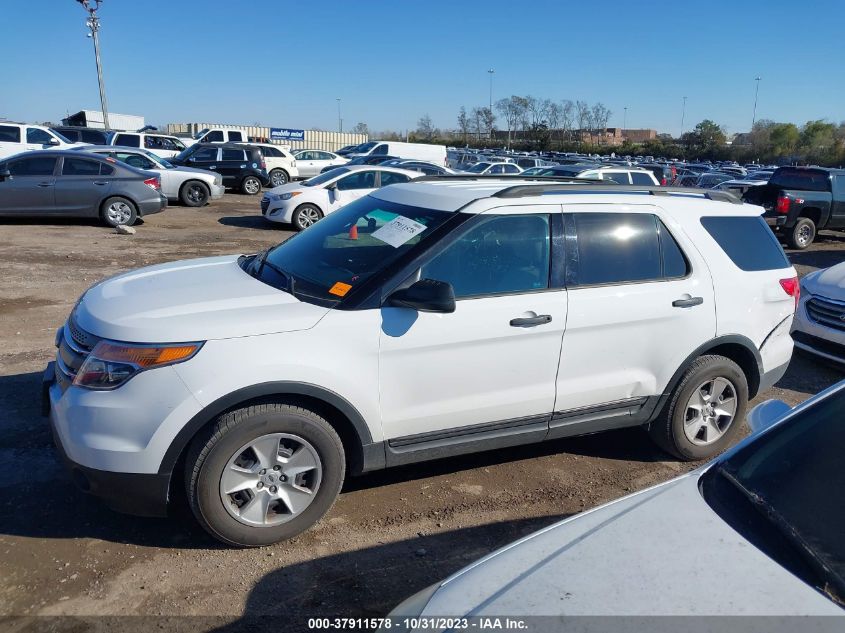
241, 176, 262, 195
269, 169, 289, 187
185, 403, 345, 547
649, 355, 748, 460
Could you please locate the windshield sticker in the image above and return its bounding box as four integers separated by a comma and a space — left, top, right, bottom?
371, 215, 428, 248
329, 281, 353, 297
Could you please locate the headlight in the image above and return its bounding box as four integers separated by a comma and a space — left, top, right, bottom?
74, 341, 203, 390
279, 191, 301, 201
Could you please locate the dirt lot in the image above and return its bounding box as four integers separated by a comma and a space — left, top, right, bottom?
1, 195, 843, 630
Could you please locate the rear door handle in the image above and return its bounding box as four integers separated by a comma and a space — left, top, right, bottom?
672, 296, 704, 308
93, 181, 109, 186
510, 314, 552, 327
37, 182, 54, 187
209, 166, 217, 169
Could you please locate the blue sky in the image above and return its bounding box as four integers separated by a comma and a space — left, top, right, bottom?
2, 0, 843, 136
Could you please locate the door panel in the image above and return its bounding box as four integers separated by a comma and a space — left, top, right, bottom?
0, 156, 58, 214
552, 207, 716, 427
379, 210, 566, 441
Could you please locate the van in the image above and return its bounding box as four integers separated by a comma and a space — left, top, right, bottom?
0, 123, 81, 160
349, 140, 446, 166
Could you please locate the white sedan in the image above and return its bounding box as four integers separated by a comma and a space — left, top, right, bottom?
461, 161, 524, 175
76, 146, 225, 206
291, 149, 347, 178
261, 165, 418, 230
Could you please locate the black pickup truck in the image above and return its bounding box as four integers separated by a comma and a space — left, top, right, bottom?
743, 166, 845, 249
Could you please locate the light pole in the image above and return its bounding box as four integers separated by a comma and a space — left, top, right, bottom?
680, 96, 687, 137
752, 76, 762, 128
623, 107, 627, 131
336, 98, 342, 133
487, 69, 494, 140
76, 0, 110, 129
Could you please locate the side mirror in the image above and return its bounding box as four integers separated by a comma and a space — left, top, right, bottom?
747, 399, 791, 435
387, 279, 455, 313
47, 137, 60, 146
0, 168, 11, 181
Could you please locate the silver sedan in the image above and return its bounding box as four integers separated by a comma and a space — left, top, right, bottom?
75, 146, 224, 207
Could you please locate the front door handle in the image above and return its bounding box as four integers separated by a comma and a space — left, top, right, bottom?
672, 296, 704, 308
37, 182, 54, 187
209, 166, 217, 170
93, 181, 109, 186
510, 314, 552, 327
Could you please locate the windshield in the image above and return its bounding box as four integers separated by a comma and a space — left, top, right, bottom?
194, 128, 209, 140
174, 145, 196, 161
50, 130, 73, 144
353, 141, 378, 154
704, 386, 845, 605
246, 197, 451, 305
303, 169, 348, 187
466, 163, 490, 173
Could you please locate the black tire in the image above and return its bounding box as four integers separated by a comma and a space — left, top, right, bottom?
99, 196, 138, 227
269, 169, 289, 187
787, 217, 816, 250
179, 180, 210, 207
241, 175, 262, 195
185, 403, 345, 547
292, 204, 323, 231
648, 355, 748, 461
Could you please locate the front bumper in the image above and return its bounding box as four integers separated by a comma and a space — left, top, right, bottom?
210, 183, 225, 200
43, 362, 171, 517
261, 199, 294, 223
791, 293, 845, 366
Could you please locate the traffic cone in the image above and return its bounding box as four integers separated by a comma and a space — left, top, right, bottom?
349, 224, 358, 240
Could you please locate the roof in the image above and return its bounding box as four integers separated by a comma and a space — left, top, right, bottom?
371, 177, 755, 216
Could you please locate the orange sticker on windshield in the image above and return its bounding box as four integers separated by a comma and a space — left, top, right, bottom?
329, 282, 352, 297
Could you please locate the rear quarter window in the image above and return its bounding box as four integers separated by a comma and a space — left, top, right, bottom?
701, 216, 790, 271
769, 168, 831, 192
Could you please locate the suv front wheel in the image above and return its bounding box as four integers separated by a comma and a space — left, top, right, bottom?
648, 355, 748, 461
185, 403, 346, 547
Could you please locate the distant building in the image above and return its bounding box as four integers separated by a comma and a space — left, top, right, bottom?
575, 128, 658, 146
62, 110, 145, 131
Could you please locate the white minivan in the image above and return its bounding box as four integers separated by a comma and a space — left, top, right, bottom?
0, 123, 81, 160
349, 140, 447, 166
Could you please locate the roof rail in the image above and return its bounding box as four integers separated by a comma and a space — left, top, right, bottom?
492, 184, 743, 204
411, 174, 607, 185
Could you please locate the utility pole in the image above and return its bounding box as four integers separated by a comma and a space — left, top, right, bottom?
336, 98, 342, 133
680, 96, 687, 137
77, 0, 110, 129
487, 69, 494, 140
752, 77, 762, 128
623, 107, 627, 131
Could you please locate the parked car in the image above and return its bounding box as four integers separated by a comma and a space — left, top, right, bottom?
51, 126, 113, 145
170, 143, 270, 195
335, 144, 361, 157
639, 163, 677, 186
696, 172, 735, 189
0, 150, 166, 226
76, 146, 225, 207
241, 142, 299, 187
261, 165, 418, 229
514, 157, 556, 170
461, 162, 523, 175
292, 149, 347, 178
0, 123, 81, 159
347, 140, 447, 166
108, 132, 189, 159
45, 180, 796, 546
536, 164, 659, 185
377, 159, 456, 176
743, 166, 845, 249
391, 381, 845, 618
193, 127, 249, 145
320, 154, 398, 174
792, 261, 845, 367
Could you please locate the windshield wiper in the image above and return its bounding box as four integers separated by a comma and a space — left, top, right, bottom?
718, 468, 845, 606
250, 249, 296, 296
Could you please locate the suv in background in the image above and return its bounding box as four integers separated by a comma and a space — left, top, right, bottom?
45, 180, 796, 547
540, 164, 660, 185
242, 142, 299, 187
194, 127, 248, 144
109, 132, 188, 159
0, 123, 81, 159
51, 126, 113, 146
170, 143, 270, 194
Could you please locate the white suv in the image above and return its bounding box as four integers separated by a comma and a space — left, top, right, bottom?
243, 142, 299, 187
45, 180, 798, 546
0, 123, 81, 159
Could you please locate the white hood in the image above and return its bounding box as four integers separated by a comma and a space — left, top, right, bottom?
804, 262, 845, 301
75, 255, 331, 343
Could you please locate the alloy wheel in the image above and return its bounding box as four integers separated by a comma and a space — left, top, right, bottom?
682, 377, 737, 445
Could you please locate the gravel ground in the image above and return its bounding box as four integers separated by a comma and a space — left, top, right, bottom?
0, 195, 842, 631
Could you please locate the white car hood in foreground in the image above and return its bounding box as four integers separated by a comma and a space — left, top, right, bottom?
803, 262, 845, 301
421, 473, 842, 617
75, 255, 330, 342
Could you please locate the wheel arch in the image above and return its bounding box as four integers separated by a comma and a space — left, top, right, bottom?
160, 382, 383, 495
799, 207, 822, 226
652, 335, 763, 424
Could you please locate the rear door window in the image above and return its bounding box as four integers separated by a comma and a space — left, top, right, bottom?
701, 216, 790, 271
0, 125, 21, 142
603, 171, 631, 185
204, 130, 225, 142
631, 172, 655, 185
336, 171, 377, 190
221, 149, 246, 161
190, 146, 219, 162
62, 157, 101, 176
379, 171, 411, 186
